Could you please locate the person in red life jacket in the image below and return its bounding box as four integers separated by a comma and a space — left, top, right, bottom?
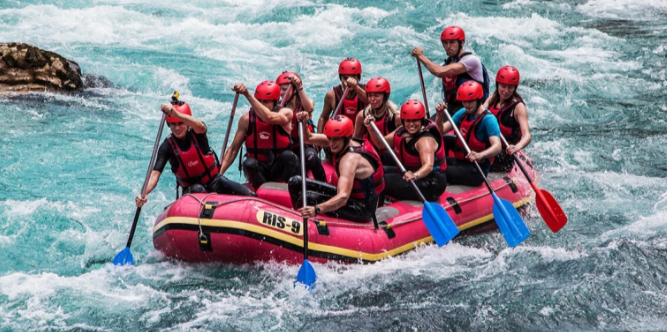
135, 96, 256, 208
435, 81, 502, 187
289, 115, 385, 223
352, 76, 401, 164
317, 57, 368, 133
275, 71, 326, 183
218, 80, 299, 190
365, 99, 448, 201
411, 25, 490, 117
483, 65, 532, 172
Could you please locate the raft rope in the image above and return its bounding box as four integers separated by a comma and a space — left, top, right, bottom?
177, 177, 525, 230
183, 193, 215, 244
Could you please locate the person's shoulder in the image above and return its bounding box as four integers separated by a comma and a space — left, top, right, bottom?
461, 52, 481, 63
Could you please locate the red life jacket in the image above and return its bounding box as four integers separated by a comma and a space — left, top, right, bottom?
333, 84, 366, 120
332, 141, 385, 201
288, 103, 315, 149
453, 110, 494, 163
441, 52, 490, 108
359, 106, 398, 156
167, 130, 220, 188
488, 98, 523, 144
244, 108, 292, 162
393, 119, 447, 172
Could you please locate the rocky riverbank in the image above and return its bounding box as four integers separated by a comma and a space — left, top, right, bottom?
0, 43, 83, 94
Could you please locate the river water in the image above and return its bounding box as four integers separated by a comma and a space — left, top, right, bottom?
1, 0, 666, 331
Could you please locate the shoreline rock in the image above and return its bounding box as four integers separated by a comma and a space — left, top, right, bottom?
0, 42, 84, 94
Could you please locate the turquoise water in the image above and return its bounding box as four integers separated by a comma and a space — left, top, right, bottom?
2, 0, 667, 330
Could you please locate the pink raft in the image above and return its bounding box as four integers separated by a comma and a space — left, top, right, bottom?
152, 152, 536, 264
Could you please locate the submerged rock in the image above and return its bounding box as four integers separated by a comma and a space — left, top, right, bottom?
0, 42, 83, 94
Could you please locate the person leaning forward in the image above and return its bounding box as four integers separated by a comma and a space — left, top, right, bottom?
135, 97, 255, 208
365, 99, 448, 202
218, 80, 299, 190
289, 114, 385, 223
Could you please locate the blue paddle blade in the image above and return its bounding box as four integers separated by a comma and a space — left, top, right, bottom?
422, 202, 459, 247
491, 194, 530, 247
112, 247, 135, 266
296, 259, 316, 290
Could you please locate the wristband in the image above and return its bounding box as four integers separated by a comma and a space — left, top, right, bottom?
314, 205, 321, 215
414, 173, 419, 180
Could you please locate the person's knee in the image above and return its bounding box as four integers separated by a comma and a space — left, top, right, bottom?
287, 175, 303, 188
184, 184, 207, 194
305, 148, 320, 165
242, 158, 259, 172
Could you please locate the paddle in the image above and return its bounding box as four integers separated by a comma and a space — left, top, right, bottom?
296, 120, 317, 289
368, 122, 459, 246
220, 92, 239, 162
498, 135, 567, 232
113, 112, 167, 266
416, 59, 431, 118
442, 110, 530, 247
333, 86, 350, 117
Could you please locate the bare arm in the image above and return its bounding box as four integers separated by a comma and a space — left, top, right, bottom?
318, 90, 336, 133
411, 47, 467, 78
219, 114, 249, 175
135, 170, 161, 207
162, 103, 207, 134
363, 115, 394, 150
507, 103, 532, 154
353, 108, 366, 139
408, 136, 437, 180
232, 83, 291, 126
347, 77, 368, 105
467, 136, 502, 162
296, 111, 329, 146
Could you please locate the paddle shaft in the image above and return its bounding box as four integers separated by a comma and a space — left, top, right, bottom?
126, 113, 167, 248
368, 122, 427, 202
441, 110, 496, 193
442, 110, 527, 239
298, 121, 310, 261
333, 87, 350, 117
220, 92, 239, 162
417, 59, 431, 119
279, 84, 293, 109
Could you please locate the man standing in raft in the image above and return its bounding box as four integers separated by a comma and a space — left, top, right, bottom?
277, 71, 327, 182
218, 81, 299, 190
365, 99, 448, 201
136, 95, 255, 208
483, 65, 532, 172
317, 58, 368, 133
436, 81, 502, 186
289, 115, 385, 223
411, 26, 490, 116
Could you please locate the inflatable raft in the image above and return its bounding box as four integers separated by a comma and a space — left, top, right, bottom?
152, 151, 536, 264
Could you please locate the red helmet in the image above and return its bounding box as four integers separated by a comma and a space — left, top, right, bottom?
166, 102, 192, 123
276, 71, 301, 85
323, 115, 354, 138
496, 65, 520, 86
254, 80, 281, 101
456, 81, 484, 101
400, 99, 426, 120
440, 26, 465, 41
338, 58, 362, 75
365, 77, 391, 95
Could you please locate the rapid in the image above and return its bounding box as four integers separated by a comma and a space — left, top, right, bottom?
1, 0, 667, 330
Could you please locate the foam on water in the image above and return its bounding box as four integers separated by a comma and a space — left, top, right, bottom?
3, 0, 667, 330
